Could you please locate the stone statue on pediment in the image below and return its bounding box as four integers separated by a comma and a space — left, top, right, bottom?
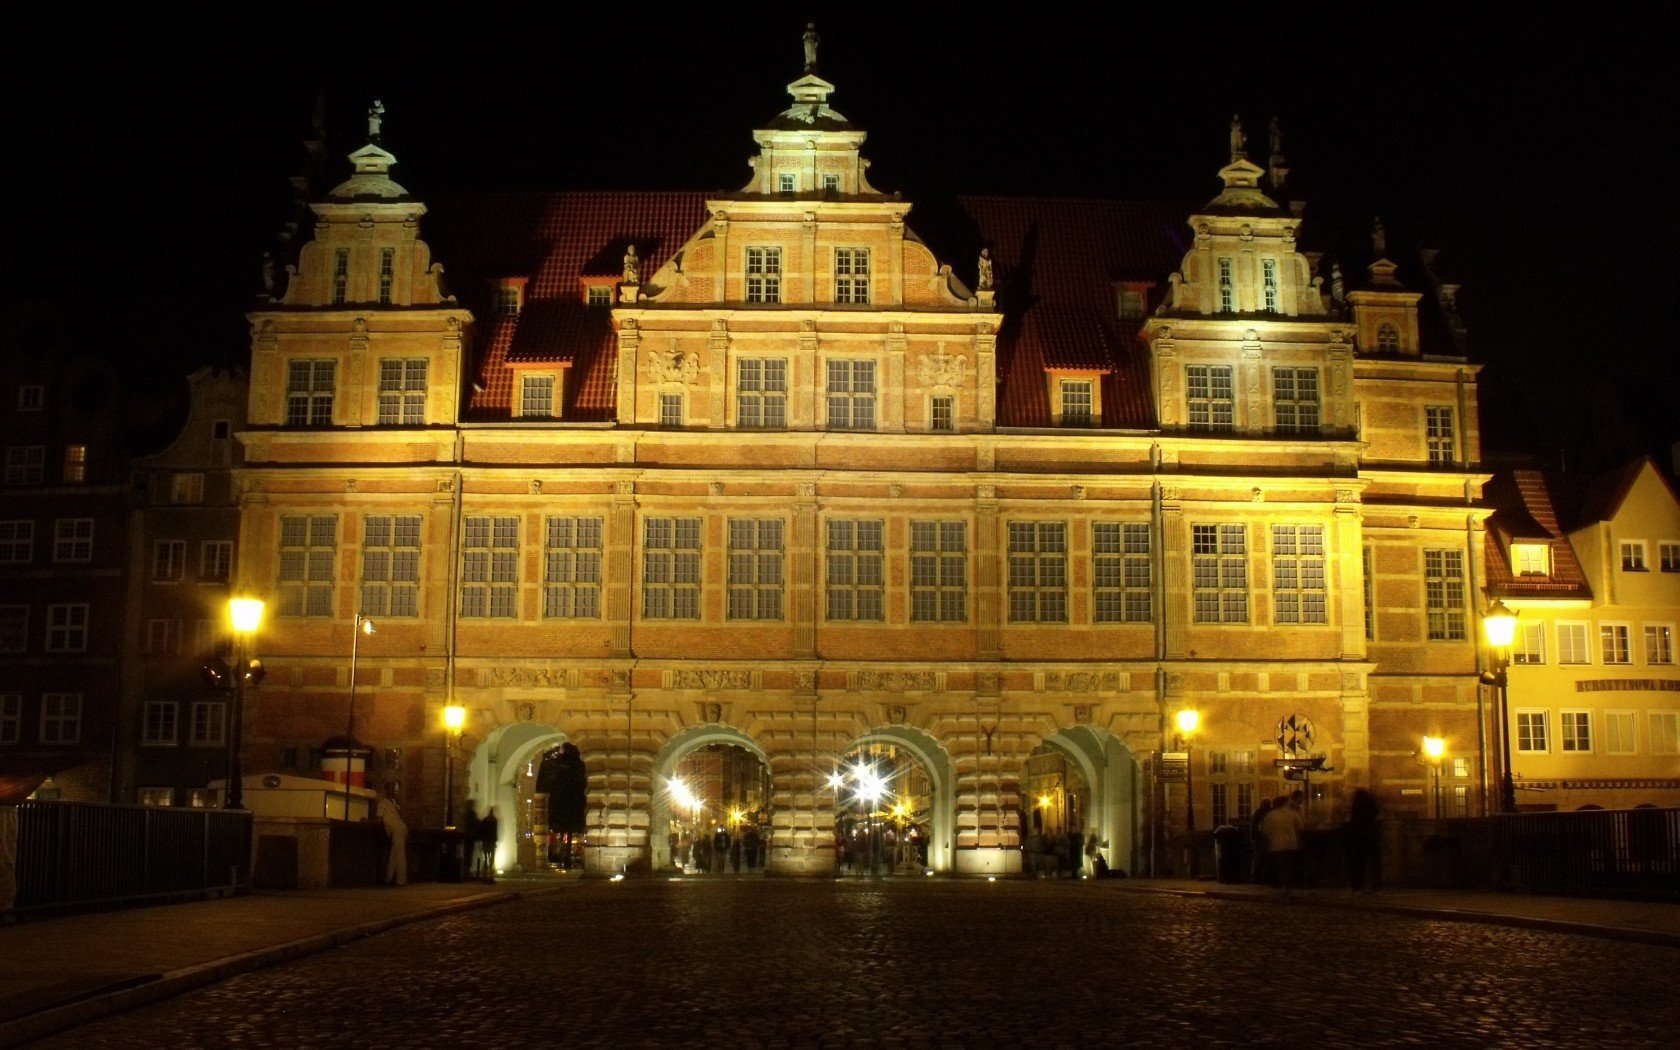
1371, 217, 1387, 256
367, 100, 385, 141
260, 252, 275, 295
622, 245, 641, 285
803, 23, 820, 72
976, 248, 994, 291
1229, 114, 1247, 161
1330, 262, 1346, 305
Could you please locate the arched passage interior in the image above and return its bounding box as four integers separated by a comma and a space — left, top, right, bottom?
651, 724, 772, 873
835, 725, 955, 874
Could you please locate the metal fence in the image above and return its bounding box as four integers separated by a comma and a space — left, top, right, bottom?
1497, 808, 1680, 901
8, 802, 252, 915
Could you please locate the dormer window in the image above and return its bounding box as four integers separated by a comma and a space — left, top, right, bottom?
1513, 542, 1550, 576
1377, 322, 1400, 353
1059, 380, 1093, 427
586, 286, 612, 307
519, 374, 557, 418
496, 285, 522, 316
1118, 289, 1147, 320
778, 173, 797, 193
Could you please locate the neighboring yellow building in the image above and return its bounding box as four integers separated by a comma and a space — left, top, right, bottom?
233, 49, 1496, 876
1484, 459, 1680, 809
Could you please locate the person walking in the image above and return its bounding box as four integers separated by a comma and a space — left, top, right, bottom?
476, 806, 500, 880
377, 795, 408, 886
1249, 796, 1273, 885
1345, 788, 1381, 894
1260, 791, 1306, 896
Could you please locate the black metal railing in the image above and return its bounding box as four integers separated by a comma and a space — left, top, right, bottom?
9, 802, 252, 915
1497, 808, 1679, 901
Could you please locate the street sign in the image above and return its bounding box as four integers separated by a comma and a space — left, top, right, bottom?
1157, 752, 1189, 782
1276, 714, 1315, 756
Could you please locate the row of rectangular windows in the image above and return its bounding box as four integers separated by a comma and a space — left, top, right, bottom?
1512, 622, 1675, 666
138, 699, 228, 747
3, 444, 87, 485
1618, 541, 1680, 573
275, 515, 1466, 629
328, 247, 396, 307
744, 247, 871, 305
1514, 709, 1680, 756
2, 522, 234, 583
0, 693, 83, 746
0, 604, 90, 653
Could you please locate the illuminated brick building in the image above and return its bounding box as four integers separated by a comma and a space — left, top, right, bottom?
233, 53, 1499, 876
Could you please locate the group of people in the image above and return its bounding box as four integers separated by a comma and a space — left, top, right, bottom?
462, 803, 499, 880
1247, 787, 1381, 894
1022, 828, 1100, 878
672, 824, 766, 874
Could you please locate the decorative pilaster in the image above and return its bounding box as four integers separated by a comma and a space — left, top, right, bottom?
615, 318, 640, 424
973, 321, 997, 429
792, 480, 818, 656
886, 321, 907, 432
608, 479, 636, 656
348, 317, 369, 427
975, 483, 1001, 659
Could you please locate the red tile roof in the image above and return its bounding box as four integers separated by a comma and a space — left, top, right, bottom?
1482, 470, 1593, 601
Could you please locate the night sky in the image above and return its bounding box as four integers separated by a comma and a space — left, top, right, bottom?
3, 7, 1674, 468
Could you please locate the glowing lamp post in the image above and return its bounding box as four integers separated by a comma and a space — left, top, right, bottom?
341, 614, 375, 820
1175, 708, 1201, 878
225, 597, 265, 810
443, 703, 466, 828
1481, 599, 1518, 814
1422, 735, 1446, 819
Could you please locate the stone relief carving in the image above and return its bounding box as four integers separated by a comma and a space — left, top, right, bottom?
978, 670, 1000, 694
797, 481, 816, 498
425, 669, 446, 688
917, 345, 968, 388
888, 705, 907, 724
614, 479, 635, 497
1073, 704, 1094, 723
1071, 485, 1086, 501
795, 669, 817, 691
855, 670, 939, 691
529, 480, 542, 495
1251, 487, 1264, 503
486, 666, 567, 688
671, 669, 754, 690
1040, 671, 1123, 693
1336, 488, 1357, 504
647, 348, 700, 385
702, 702, 722, 723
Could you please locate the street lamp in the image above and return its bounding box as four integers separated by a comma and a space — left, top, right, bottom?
443, 703, 466, 828
343, 614, 375, 820
1481, 599, 1518, 814
1175, 708, 1201, 878
1422, 735, 1446, 819
226, 596, 265, 810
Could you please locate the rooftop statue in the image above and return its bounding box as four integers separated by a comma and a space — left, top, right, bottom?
803, 23, 820, 72
1371, 217, 1388, 256
367, 99, 385, 141
1269, 116, 1283, 160
976, 248, 995, 291
1229, 114, 1247, 162
623, 245, 641, 285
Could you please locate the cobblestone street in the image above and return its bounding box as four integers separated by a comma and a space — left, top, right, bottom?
31, 879, 1678, 1048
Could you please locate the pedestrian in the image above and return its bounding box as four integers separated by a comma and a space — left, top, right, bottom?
712, 825, 730, 874
1249, 796, 1273, 885
743, 825, 762, 870
1346, 788, 1381, 894
1260, 791, 1306, 896
377, 795, 408, 886
1066, 828, 1085, 878
1050, 830, 1068, 877
730, 831, 743, 874
476, 806, 500, 880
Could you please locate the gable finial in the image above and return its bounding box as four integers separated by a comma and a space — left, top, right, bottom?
802, 23, 820, 73
1229, 114, 1247, 163
1371, 216, 1387, 256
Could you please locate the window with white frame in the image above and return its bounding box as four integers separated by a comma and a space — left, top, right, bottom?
930, 395, 954, 432
63, 445, 86, 484
746, 246, 782, 303
1620, 541, 1648, 571
777, 172, 796, 193
200, 541, 233, 583
1515, 710, 1549, 753
1217, 257, 1235, 312
1059, 380, 1094, 427
1192, 523, 1248, 623
1650, 711, 1679, 755
835, 247, 871, 304
0, 520, 32, 564
0, 694, 20, 744
193, 618, 219, 655
543, 517, 602, 619
911, 521, 967, 622
642, 517, 701, 619
1093, 522, 1151, 624
332, 248, 349, 304
520, 374, 556, 418
826, 360, 876, 430
1647, 624, 1674, 664
1118, 288, 1147, 319
659, 393, 684, 428
362, 515, 421, 617
1556, 622, 1591, 664
1272, 368, 1320, 435
496, 285, 522, 315
1606, 711, 1637, 754
1452, 756, 1470, 778
585, 286, 611, 307
1377, 323, 1400, 353
41, 694, 82, 744
1186, 366, 1235, 431
1424, 549, 1467, 640
1262, 259, 1279, 313
460, 516, 517, 618
54, 519, 93, 563
46, 604, 88, 652
171, 472, 205, 504
1560, 710, 1592, 753
377, 359, 427, 425
18, 385, 44, 411
0, 607, 25, 654
1514, 622, 1546, 664
1425, 405, 1456, 465
727, 519, 785, 620
378, 248, 394, 304
1007, 522, 1068, 623
1660, 542, 1680, 573
190, 701, 228, 746
1272, 524, 1327, 625
145, 618, 181, 655
278, 514, 337, 617
142, 701, 178, 746
4, 446, 45, 485
153, 540, 187, 582
826, 519, 884, 621
285, 361, 336, 427
1600, 624, 1631, 664
822, 173, 840, 193
738, 359, 788, 428
1512, 543, 1549, 576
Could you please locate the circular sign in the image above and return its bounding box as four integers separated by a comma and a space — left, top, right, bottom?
1276, 714, 1315, 757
